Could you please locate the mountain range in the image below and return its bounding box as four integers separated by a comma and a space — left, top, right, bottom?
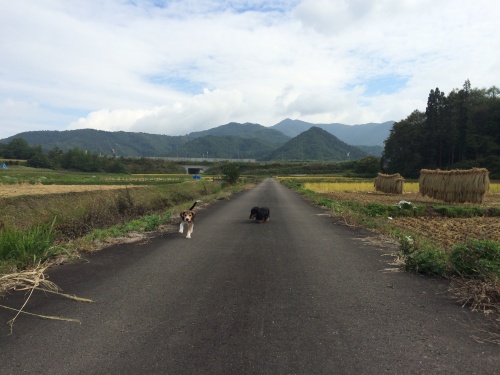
264, 127, 368, 161
0, 119, 394, 161
271, 119, 394, 146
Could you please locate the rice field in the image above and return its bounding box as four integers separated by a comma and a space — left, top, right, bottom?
304, 181, 500, 194
0, 184, 146, 198
288, 177, 500, 252
303, 181, 420, 193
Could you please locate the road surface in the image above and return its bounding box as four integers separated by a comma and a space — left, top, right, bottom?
1, 179, 498, 374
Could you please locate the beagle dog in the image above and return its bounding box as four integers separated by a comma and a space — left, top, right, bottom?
179, 202, 197, 238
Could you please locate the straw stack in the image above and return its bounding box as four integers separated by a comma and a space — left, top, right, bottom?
419, 168, 490, 204
374, 173, 405, 194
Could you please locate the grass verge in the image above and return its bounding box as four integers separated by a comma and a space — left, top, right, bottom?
0, 178, 256, 330
281, 179, 500, 343
0, 179, 256, 274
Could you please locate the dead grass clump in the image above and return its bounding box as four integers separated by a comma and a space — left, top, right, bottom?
419, 168, 490, 204
0, 263, 93, 332
449, 277, 500, 344
0, 264, 58, 299
449, 278, 500, 313
374, 173, 405, 194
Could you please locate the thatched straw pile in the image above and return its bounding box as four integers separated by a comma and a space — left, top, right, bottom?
374, 173, 405, 194
419, 168, 490, 204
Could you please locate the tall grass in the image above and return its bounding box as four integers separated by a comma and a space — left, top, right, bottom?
0, 218, 59, 270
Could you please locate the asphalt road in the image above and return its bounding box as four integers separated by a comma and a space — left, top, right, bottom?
1, 179, 498, 374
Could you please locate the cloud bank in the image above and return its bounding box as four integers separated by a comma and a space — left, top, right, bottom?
1, 0, 498, 138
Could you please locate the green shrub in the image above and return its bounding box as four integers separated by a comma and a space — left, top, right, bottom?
398, 235, 447, 275
221, 163, 240, 185
314, 196, 337, 209
486, 207, 500, 217
387, 204, 420, 217
433, 205, 486, 218
0, 219, 59, 268
364, 203, 387, 217
450, 239, 500, 281
363, 201, 423, 218
144, 215, 162, 231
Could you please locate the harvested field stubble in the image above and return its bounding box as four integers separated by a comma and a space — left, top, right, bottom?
0, 184, 142, 198
321, 190, 500, 250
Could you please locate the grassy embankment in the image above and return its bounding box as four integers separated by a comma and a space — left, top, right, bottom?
279, 176, 499, 338
0, 166, 255, 275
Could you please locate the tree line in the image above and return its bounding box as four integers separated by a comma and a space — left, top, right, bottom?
0, 137, 382, 177
0, 138, 185, 174
382, 80, 500, 178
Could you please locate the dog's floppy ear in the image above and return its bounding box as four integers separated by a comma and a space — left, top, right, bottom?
180, 211, 185, 219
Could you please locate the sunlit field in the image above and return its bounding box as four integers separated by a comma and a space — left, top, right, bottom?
303, 181, 420, 193
103, 174, 190, 183
490, 183, 500, 193
0, 166, 196, 186
303, 181, 500, 194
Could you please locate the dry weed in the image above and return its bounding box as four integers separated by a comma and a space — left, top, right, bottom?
449, 277, 499, 314
448, 277, 500, 344
0, 263, 93, 333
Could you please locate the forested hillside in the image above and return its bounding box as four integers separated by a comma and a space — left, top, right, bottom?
187, 122, 290, 146
0, 129, 187, 157
263, 127, 367, 161
0, 123, 289, 159
382, 80, 500, 178
0, 120, 390, 158
176, 135, 279, 159
271, 119, 394, 146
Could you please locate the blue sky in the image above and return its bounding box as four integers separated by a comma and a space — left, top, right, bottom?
1, 0, 499, 138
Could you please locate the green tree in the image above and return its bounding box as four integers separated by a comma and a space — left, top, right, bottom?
382, 110, 425, 178
220, 163, 240, 185
3, 138, 33, 159
47, 147, 64, 169
354, 156, 380, 177
457, 79, 471, 162
61, 148, 101, 172
27, 146, 52, 168
382, 81, 500, 178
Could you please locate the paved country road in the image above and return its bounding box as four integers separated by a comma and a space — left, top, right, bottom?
1, 179, 498, 374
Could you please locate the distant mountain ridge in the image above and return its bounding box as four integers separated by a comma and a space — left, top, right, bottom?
188, 122, 290, 146
0, 119, 393, 159
271, 118, 394, 146
0, 129, 188, 157
263, 127, 367, 161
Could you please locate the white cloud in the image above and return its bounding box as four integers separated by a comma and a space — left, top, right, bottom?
69, 88, 246, 135
1, 0, 499, 139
